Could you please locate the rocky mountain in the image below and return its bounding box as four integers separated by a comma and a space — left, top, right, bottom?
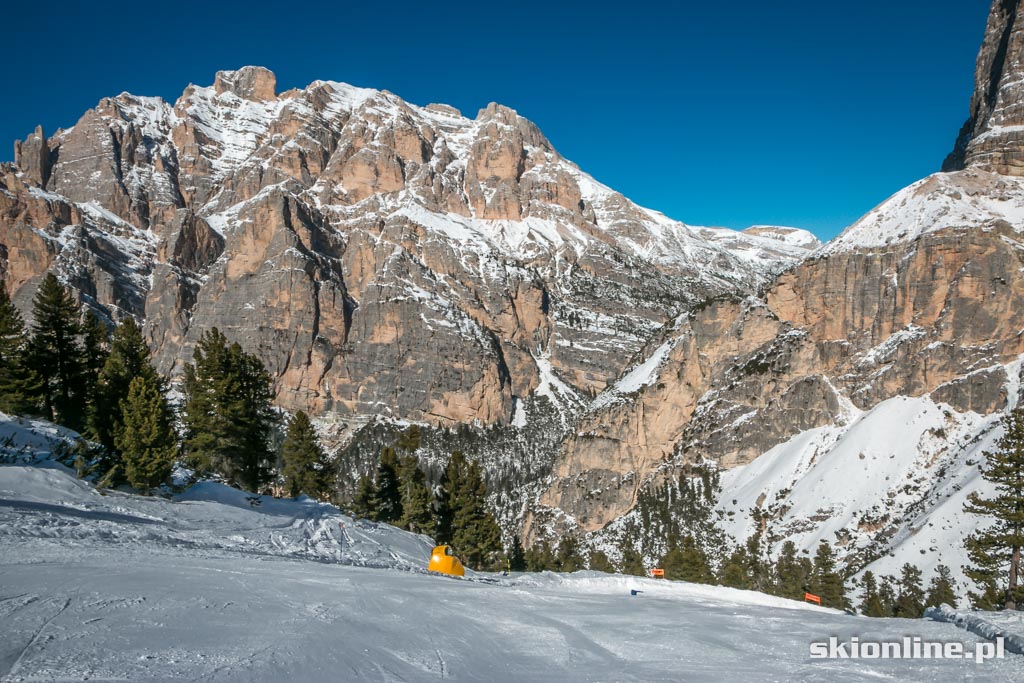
0, 68, 815, 437
525, 0, 1024, 589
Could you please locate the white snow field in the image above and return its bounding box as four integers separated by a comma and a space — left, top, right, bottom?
2, 416, 1024, 682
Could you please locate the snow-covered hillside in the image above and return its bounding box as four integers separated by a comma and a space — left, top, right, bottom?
821, 169, 1024, 254
717, 377, 1018, 598
3, 415, 1023, 681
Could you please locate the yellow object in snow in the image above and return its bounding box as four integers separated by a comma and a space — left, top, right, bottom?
428, 545, 465, 577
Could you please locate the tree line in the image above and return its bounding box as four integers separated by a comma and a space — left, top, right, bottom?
0, 275, 505, 568
350, 426, 505, 571
0, 275, 325, 493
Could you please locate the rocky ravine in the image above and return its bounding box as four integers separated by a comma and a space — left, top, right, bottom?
0, 68, 814, 436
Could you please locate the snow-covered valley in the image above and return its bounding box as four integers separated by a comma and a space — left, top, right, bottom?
2, 415, 1024, 682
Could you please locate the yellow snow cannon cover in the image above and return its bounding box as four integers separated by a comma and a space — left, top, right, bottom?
428, 545, 465, 577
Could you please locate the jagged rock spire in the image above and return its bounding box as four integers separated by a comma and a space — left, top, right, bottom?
944, 0, 1024, 175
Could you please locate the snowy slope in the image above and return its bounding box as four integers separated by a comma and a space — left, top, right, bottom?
821, 169, 1024, 254
3, 420, 1024, 681
716, 382, 1015, 600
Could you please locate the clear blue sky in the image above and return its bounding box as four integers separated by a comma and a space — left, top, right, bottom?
1, 0, 991, 241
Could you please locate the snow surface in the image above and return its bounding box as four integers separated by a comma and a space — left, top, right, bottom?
590, 337, 678, 411
4, 416, 1024, 681
822, 170, 1024, 254
716, 384, 1013, 599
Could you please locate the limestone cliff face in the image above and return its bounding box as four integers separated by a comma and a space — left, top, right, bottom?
0, 68, 813, 431
945, 0, 1024, 174
533, 204, 1024, 538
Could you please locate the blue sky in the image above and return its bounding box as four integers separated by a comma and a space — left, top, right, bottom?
1, 0, 991, 240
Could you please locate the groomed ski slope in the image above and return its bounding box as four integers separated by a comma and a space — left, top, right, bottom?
2, 416, 1024, 682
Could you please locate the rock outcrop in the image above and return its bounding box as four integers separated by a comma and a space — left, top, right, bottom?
944, 0, 1024, 174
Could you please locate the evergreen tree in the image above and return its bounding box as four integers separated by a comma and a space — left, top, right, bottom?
893, 563, 925, 618
352, 474, 377, 518
508, 535, 527, 572
398, 453, 434, 535
526, 540, 556, 572
81, 311, 108, 408
92, 317, 158, 453
588, 549, 615, 574
964, 407, 1024, 609
433, 453, 460, 544
446, 454, 502, 570
619, 545, 647, 577
370, 447, 403, 523
182, 328, 276, 492
28, 273, 87, 430
925, 564, 959, 609
719, 546, 752, 589
0, 281, 36, 414
280, 410, 332, 499
395, 425, 421, 453
662, 536, 714, 584
743, 532, 770, 592
878, 574, 898, 617
115, 374, 177, 490
859, 571, 888, 617
773, 540, 810, 600
555, 534, 583, 572
810, 541, 847, 609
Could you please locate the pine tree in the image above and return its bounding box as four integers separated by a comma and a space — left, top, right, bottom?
395, 425, 421, 453
743, 533, 770, 592
662, 536, 714, 584
371, 447, 403, 523
447, 455, 502, 570
964, 407, 1024, 610
182, 328, 276, 492
619, 545, 647, 577
893, 563, 925, 618
773, 540, 810, 600
28, 273, 87, 430
280, 411, 332, 499
588, 549, 616, 574
859, 571, 888, 617
115, 374, 177, 490
508, 535, 527, 572
925, 564, 959, 609
352, 474, 377, 518
810, 541, 847, 609
0, 281, 36, 414
526, 540, 556, 572
433, 456, 456, 544
80, 311, 108, 409
555, 534, 583, 572
719, 546, 752, 589
92, 317, 158, 453
878, 574, 898, 617
398, 453, 434, 535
